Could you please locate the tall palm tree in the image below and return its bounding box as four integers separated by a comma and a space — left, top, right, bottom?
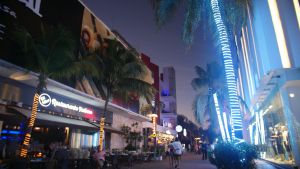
153, 0, 251, 140
94, 39, 156, 150
12, 25, 98, 157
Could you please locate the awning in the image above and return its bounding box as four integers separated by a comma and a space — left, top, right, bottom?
8, 106, 121, 133
9, 107, 97, 129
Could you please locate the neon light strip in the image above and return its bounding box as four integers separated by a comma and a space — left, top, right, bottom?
255, 113, 260, 145
247, 5, 261, 78
211, 0, 243, 140
242, 28, 255, 98
259, 110, 265, 144
223, 112, 231, 141
268, 0, 291, 68
293, 0, 300, 30
213, 93, 226, 140
238, 68, 245, 105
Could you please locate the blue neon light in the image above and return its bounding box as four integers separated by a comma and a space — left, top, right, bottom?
1, 130, 8, 134
1, 130, 21, 135
213, 93, 226, 141
211, 0, 243, 139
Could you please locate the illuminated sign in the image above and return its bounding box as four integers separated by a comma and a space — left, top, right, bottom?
38, 93, 93, 114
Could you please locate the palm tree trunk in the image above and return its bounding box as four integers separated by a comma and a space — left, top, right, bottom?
210, 0, 243, 140
20, 82, 44, 157
99, 90, 110, 151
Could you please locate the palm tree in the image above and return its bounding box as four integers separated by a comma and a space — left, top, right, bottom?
152, 0, 251, 140
191, 62, 223, 129
12, 24, 98, 157
94, 39, 156, 150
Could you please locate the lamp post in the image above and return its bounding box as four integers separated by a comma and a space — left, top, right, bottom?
148, 113, 158, 157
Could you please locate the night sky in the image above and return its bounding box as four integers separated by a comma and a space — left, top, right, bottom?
82, 0, 217, 124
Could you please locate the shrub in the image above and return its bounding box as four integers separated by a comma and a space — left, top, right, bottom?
209, 141, 258, 169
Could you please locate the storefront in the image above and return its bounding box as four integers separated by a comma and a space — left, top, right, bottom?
0, 60, 117, 158
248, 69, 300, 166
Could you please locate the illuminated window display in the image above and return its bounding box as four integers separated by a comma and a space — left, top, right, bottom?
250, 93, 294, 164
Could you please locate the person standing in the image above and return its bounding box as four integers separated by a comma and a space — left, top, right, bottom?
201, 141, 208, 160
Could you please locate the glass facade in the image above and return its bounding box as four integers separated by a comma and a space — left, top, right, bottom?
247, 73, 300, 165
258, 93, 294, 164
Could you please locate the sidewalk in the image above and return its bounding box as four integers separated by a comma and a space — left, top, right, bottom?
122, 152, 287, 169
123, 152, 217, 169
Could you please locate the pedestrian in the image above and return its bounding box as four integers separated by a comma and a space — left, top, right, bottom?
93, 146, 105, 169
170, 138, 183, 169
201, 141, 208, 160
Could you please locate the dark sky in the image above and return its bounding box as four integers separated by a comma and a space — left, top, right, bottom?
81, 0, 217, 124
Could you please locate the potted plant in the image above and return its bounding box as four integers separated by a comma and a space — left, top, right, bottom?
209, 141, 258, 169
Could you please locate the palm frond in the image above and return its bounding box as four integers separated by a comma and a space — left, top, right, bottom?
122, 62, 148, 79
152, 0, 181, 28
116, 78, 156, 103
191, 78, 209, 91
192, 94, 208, 124
195, 65, 208, 78
182, 0, 202, 45
222, 0, 251, 39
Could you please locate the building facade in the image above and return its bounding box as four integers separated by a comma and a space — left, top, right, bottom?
0, 0, 152, 156
160, 67, 177, 130
236, 0, 300, 166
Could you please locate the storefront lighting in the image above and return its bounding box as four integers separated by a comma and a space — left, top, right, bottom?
211, 0, 243, 140
293, 0, 300, 30
268, 0, 291, 68
289, 93, 295, 98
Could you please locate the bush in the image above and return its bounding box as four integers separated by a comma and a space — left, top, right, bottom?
209, 141, 258, 169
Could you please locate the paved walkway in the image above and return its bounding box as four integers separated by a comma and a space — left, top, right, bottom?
124, 152, 217, 169
121, 152, 282, 169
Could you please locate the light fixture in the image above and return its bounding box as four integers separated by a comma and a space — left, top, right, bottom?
289, 93, 295, 98
34, 127, 41, 131
166, 130, 171, 135
183, 129, 187, 137
148, 114, 158, 118
175, 125, 183, 132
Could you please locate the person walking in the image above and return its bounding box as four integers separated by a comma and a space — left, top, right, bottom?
170, 138, 183, 169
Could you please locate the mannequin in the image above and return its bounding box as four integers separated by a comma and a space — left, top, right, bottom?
275, 128, 284, 161
282, 126, 292, 160
270, 127, 278, 157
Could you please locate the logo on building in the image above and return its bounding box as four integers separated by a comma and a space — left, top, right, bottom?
39, 93, 51, 107
38, 93, 93, 114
